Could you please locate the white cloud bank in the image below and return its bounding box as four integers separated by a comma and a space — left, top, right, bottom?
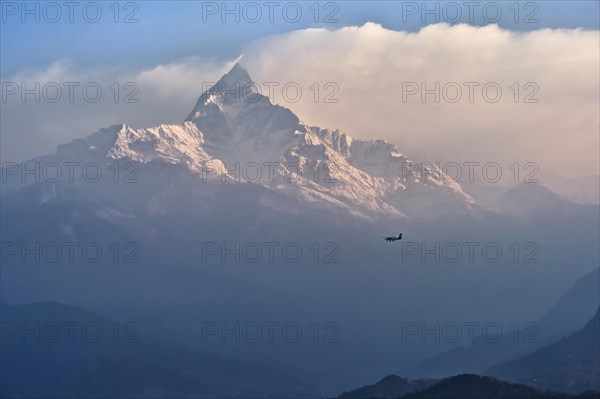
2, 23, 598, 185
242, 23, 599, 183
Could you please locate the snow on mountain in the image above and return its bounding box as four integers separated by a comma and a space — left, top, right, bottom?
107, 123, 223, 174
9, 64, 477, 220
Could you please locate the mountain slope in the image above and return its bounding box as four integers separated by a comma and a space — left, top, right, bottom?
2, 64, 475, 221
185, 64, 476, 219
402, 268, 600, 379
0, 301, 310, 398
398, 374, 597, 399
487, 308, 600, 394
338, 375, 437, 399
536, 268, 600, 336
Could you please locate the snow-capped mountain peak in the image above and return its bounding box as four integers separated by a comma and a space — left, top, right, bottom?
215, 62, 253, 87
16, 64, 476, 220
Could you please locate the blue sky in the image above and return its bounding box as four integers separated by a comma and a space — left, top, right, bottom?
1, 1, 599, 76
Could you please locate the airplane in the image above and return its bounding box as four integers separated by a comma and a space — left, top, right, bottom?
383, 233, 402, 242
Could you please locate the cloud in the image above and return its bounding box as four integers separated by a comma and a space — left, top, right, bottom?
2, 23, 598, 184
241, 23, 599, 182
0, 57, 235, 163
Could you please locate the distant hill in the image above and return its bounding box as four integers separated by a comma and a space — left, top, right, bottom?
0, 301, 310, 398
398, 374, 598, 399
402, 268, 600, 378
337, 374, 599, 399
338, 374, 437, 399
527, 355, 600, 395
536, 268, 600, 337
487, 307, 600, 394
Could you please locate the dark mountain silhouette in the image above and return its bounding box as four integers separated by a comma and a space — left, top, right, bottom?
398, 374, 599, 399
0, 301, 310, 398
487, 307, 600, 394
338, 374, 437, 398
337, 374, 600, 399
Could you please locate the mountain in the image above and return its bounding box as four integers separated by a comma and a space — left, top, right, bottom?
0, 301, 310, 398
337, 374, 599, 399
338, 375, 437, 399
3, 63, 475, 221
402, 268, 600, 379
464, 182, 599, 223
184, 63, 476, 219
2, 63, 599, 396
487, 307, 600, 394
544, 175, 600, 205
537, 268, 600, 336
397, 374, 598, 399
5, 63, 596, 226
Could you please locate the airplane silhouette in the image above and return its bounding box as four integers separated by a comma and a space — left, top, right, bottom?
383, 233, 402, 242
